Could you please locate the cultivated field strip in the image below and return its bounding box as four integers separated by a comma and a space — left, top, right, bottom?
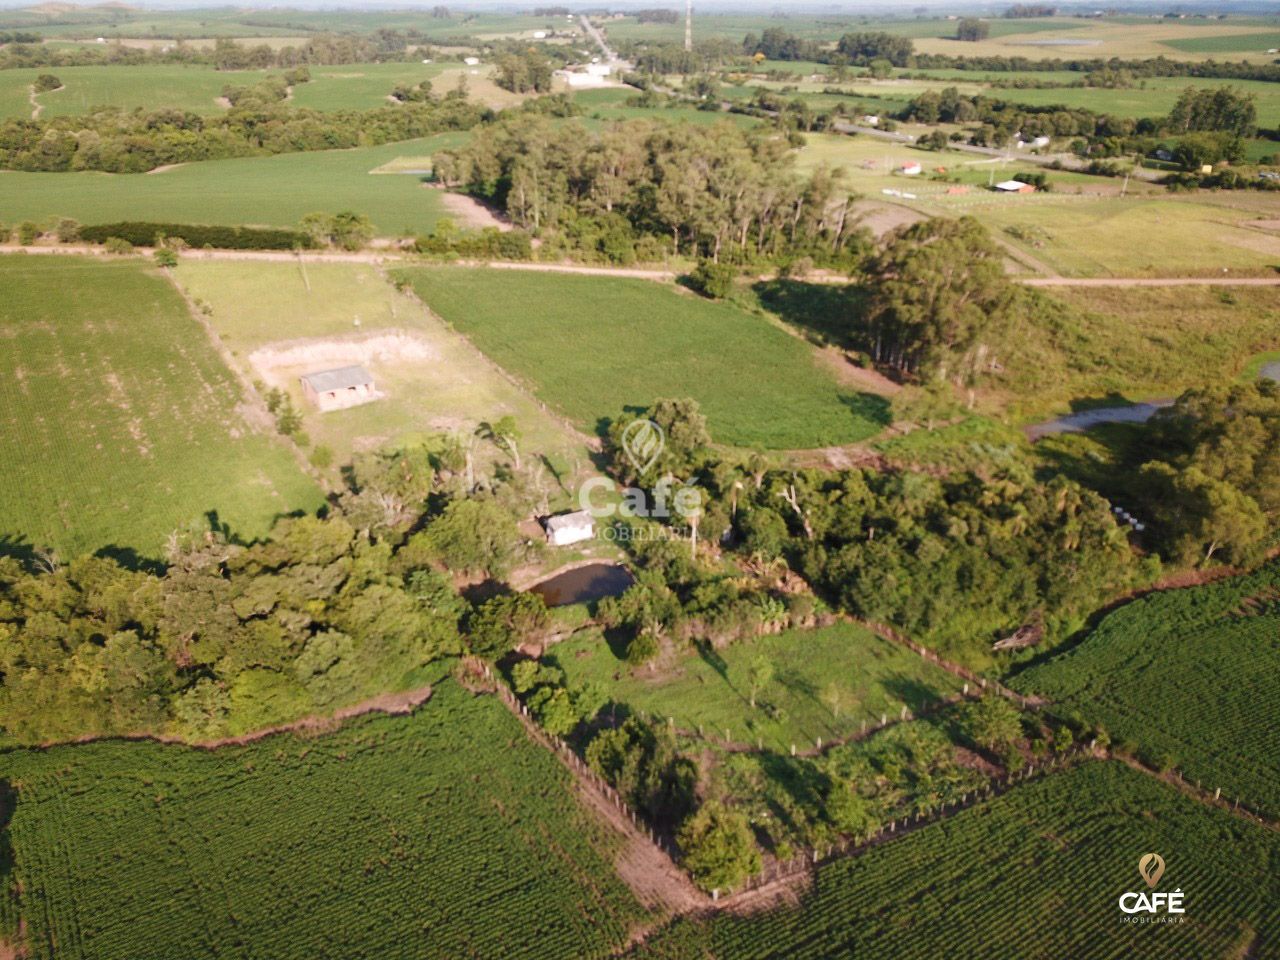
0, 682, 647, 960
628, 762, 1280, 959
1013, 560, 1280, 819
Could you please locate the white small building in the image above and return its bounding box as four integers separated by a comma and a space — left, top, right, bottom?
994, 179, 1035, 193
300, 365, 377, 412
861, 114, 880, 126
533, 30, 547, 39
463, 56, 480, 66
543, 511, 595, 547
899, 162, 922, 176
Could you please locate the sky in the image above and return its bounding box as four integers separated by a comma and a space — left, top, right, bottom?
1, 0, 1274, 13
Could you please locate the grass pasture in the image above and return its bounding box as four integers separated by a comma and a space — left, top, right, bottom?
395, 267, 890, 450
1012, 561, 1280, 818
174, 260, 591, 482
0, 256, 321, 560
961, 194, 1280, 278
0, 133, 468, 234
631, 761, 1280, 959
0, 682, 646, 960
548, 622, 964, 753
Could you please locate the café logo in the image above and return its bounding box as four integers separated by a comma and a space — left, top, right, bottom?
1118, 853, 1186, 924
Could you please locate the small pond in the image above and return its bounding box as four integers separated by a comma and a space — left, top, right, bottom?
1025, 401, 1172, 441
528, 563, 634, 607
1027, 365, 1280, 441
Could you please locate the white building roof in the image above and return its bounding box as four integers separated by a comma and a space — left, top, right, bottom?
301, 365, 374, 392
994, 180, 1031, 191
543, 511, 594, 534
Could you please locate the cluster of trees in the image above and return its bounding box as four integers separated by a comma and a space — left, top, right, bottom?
1165, 85, 1258, 137
636, 9, 680, 23
956, 18, 991, 42
1005, 4, 1057, 16
0, 402, 577, 744
742, 28, 826, 64
431, 114, 869, 267
898, 87, 1136, 144
0, 94, 486, 173
834, 31, 915, 67
1137, 381, 1280, 565
493, 47, 555, 94
856, 217, 1019, 384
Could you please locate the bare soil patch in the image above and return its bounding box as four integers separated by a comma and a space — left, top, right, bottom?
851, 199, 926, 237
431, 187, 513, 232
248, 329, 438, 389
147, 163, 187, 175
817, 345, 901, 396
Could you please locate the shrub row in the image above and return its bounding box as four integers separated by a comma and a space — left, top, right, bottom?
79, 221, 315, 250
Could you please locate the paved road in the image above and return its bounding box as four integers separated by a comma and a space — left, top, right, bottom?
580, 15, 630, 71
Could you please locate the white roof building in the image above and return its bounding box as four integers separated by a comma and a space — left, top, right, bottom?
994, 179, 1034, 193
300, 365, 378, 412
543, 511, 595, 547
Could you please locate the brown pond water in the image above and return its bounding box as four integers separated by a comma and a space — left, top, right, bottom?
527, 563, 633, 607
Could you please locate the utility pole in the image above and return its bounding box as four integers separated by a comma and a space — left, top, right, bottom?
685, 0, 693, 52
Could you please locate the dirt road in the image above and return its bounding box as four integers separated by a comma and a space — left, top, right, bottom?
3, 243, 1277, 287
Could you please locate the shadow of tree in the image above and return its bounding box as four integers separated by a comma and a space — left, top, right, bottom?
752, 279, 866, 348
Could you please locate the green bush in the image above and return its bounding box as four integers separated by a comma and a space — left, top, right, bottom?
687, 259, 736, 299
16, 220, 39, 245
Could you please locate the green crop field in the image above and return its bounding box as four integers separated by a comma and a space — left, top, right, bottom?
982, 76, 1280, 130
1012, 562, 1280, 818
548, 622, 964, 752
1161, 30, 1280, 54
173, 260, 592, 482
0, 682, 647, 960
0, 133, 468, 234
0, 63, 457, 120
0, 256, 321, 559
11, 65, 247, 119
395, 267, 890, 449
629, 761, 1280, 959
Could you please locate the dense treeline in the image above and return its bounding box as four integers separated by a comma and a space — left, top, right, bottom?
0, 92, 485, 173
0, 435, 549, 743
910, 52, 1280, 83
589, 398, 1142, 671
0, 30, 443, 71
899, 86, 1139, 142
432, 114, 869, 266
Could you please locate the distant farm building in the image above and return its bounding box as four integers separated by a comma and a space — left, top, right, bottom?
861, 115, 880, 126
558, 62, 614, 88
300, 365, 377, 412
993, 180, 1036, 194
899, 162, 922, 176
542, 511, 595, 547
